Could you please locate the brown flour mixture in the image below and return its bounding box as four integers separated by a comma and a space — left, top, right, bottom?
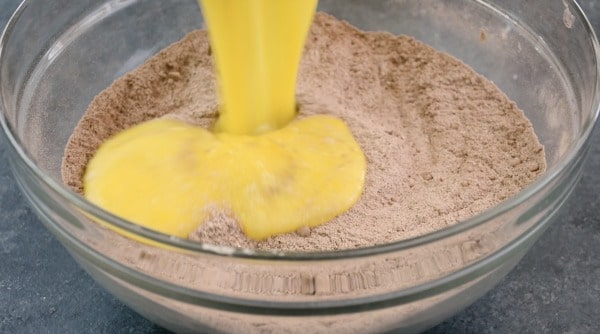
62, 13, 545, 252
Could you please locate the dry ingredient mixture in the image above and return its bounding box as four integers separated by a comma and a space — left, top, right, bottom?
62, 13, 546, 252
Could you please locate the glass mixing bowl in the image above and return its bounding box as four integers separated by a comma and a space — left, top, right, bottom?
1, 0, 599, 333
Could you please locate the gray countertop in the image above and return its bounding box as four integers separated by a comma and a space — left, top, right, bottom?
1, 1, 600, 333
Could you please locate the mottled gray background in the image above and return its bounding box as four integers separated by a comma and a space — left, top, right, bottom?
1, 1, 599, 333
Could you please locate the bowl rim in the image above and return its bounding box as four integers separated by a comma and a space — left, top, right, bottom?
1, 0, 600, 261
45, 190, 550, 313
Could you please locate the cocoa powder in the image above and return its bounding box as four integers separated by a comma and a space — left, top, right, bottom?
61, 13, 546, 252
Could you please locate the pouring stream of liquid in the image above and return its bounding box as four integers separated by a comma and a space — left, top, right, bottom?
84, 1, 366, 241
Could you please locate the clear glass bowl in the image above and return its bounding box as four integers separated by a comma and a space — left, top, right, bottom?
1, 0, 598, 333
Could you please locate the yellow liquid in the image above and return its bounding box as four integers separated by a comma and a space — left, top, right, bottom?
85, 116, 365, 240
201, 0, 317, 135
84, 1, 367, 241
